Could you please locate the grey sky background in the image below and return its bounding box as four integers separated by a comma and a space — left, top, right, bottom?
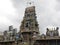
0, 0, 60, 35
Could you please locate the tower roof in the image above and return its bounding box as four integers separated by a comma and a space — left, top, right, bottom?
25, 6, 35, 13
20, 3, 39, 33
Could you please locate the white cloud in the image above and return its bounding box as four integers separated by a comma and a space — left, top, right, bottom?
0, 0, 16, 14
0, 0, 18, 32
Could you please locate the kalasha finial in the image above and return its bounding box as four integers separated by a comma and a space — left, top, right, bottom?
27, 1, 34, 7
29, 2, 32, 5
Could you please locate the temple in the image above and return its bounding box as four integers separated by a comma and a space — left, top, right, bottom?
0, 2, 60, 45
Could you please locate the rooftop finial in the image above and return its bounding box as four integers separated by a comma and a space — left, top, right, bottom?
29, 2, 32, 5
27, 1, 34, 7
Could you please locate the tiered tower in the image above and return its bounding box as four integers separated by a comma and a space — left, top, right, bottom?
20, 2, 39, 45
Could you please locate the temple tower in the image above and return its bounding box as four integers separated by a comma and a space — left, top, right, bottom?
20, 2, 39, 45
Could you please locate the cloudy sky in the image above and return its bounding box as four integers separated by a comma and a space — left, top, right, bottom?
0, 0, 60, 34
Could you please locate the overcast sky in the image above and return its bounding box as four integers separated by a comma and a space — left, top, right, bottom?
0, 0, 60, 34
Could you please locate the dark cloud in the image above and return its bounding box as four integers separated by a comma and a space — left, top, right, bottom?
55, 0, 60, 11
10, 0, 60, 35
57, 0, 60, 2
